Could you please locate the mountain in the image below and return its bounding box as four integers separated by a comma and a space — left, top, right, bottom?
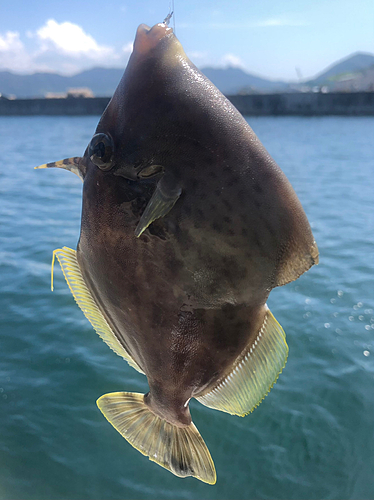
198, 67, 288, 94
306, 52, 374, 86
0, 71, 70, 98
0, 68, 124, 98
0, 65, 285, 98
1, 52, 374, 98
66, 68, 124, 95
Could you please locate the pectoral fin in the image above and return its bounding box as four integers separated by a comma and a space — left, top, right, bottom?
135, 176, 181, 237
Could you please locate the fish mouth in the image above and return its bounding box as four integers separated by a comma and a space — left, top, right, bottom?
134, 23, 173, 54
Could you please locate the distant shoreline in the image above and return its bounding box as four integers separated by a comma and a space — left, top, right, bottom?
0, 92, 373, 116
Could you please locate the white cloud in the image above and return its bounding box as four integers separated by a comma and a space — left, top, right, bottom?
0, 31, 34, 72
255, 18, 308, 27
0, 31, 23, 52
179, 17, 308, 29
221, 53, 245, 68
36, 19, 114, 59
122, 41, 133, 54
0, 20, 132, 75
188, 51, 208, 60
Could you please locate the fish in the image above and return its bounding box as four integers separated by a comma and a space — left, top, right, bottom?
36, 21, 318, 484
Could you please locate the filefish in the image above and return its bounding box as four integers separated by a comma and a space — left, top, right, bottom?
36, 21, 318, 484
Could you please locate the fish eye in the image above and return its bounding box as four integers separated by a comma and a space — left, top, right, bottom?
88, 133, 114, 171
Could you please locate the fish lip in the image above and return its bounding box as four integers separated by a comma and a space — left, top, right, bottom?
139, 23, 151, 32
134, 23, 173, 54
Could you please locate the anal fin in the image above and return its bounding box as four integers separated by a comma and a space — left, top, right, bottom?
52, 247, 144, 374
97, 392, 216, 484
196, 307, 288, 416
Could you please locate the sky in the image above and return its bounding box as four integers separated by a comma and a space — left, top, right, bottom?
0, 0, 373, 81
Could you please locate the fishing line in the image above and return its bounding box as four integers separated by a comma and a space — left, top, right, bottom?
164, 0, 175, 33
172, 0, 175, 33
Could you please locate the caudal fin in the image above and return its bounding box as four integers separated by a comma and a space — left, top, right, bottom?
97, 392, 216, 484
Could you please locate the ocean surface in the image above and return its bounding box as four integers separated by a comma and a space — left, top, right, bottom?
0, 115, 373, 500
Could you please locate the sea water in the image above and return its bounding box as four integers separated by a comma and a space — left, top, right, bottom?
0, 116, 373, 500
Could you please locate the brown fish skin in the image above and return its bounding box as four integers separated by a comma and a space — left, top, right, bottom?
75, 22, 317, 425
38, 22, 318, 481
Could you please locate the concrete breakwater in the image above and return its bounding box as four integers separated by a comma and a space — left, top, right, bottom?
0, 97, 110, 116
0, 92, 373, 116
228, 91, 374, 116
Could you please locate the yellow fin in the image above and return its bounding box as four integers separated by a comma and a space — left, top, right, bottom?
52, 247, 144, 374
196, 307, 288, 416
97, 392, 216, 485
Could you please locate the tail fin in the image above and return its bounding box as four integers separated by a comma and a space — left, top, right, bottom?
97, 392, 216, 484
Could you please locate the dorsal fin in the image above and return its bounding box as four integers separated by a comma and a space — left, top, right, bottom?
196, 307, 288, 416
35, 157, 85, 181
52, 247, 144, 374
